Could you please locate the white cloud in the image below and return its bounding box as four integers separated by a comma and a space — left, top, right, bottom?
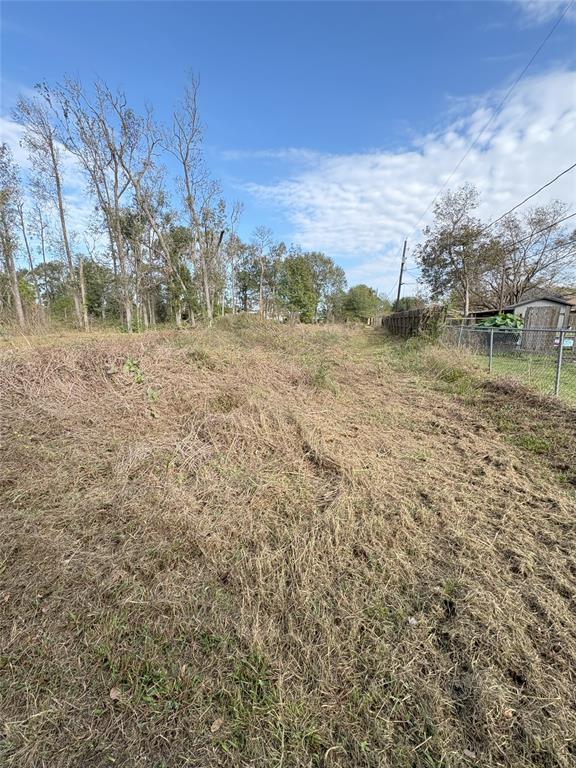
241, 69, 576, 291
514, 0, 576, 25
221, 147, 322, 164
0, 118, 28, 167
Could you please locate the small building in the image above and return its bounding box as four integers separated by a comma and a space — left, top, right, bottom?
511, 294, 574, 328
469, 293, 575, 329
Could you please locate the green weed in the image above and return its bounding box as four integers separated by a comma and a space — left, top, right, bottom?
123, 357, 144, 384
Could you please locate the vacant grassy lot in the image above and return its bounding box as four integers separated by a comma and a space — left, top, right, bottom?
1, 320, 575, 768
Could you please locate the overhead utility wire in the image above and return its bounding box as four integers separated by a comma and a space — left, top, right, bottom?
407, 0, 574, 239
479, 162, 576, 233
499, 211, 576, 248
392, 1, 574, 302
398, 211, 576, 284
401, 168, 576, 275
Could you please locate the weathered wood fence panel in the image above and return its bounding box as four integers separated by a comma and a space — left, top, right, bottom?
381, 306, 447, 337
522, 306, 560, 353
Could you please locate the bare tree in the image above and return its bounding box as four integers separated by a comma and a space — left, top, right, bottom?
197, 189, 226, 318
82, 81, 193, 327
77, 254, 89, 329
168, 77, 216, 321
0, 144, 25, 329
226, 201, 243, 314
55, 78, 140, 330
478, 202, 576, 308
15, 88, 87, 328
252, 225, 273, 318
29, 195, 51, 306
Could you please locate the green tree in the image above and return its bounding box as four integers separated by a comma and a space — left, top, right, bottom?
165, 225, 195, 324
30, 259, 68, 305
342, 284, 382, 322
306, 251, 346, 320
394, 295, 424, 311
81, 260, 117, 319
279, 254, 318, 322
415, 184, 490, 317
235, 242, 260, 312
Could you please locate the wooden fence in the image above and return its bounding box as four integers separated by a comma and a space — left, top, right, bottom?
521, 306, 564, 353
380, 306, 447, 337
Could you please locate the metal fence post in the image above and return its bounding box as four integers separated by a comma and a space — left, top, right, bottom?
488, 329, 494, 373
554, 329, 565, 396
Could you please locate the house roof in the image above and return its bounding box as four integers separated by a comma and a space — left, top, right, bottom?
469, 294, 575, 316
513, 294, 573, 308
470, 307, 514, 316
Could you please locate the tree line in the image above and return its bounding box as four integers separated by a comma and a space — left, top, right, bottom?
0, 77, 386, 331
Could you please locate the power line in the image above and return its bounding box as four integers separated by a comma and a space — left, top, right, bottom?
500, 210, 576, 248
385, 278, 399, 305
401, 213, 574, 299
404, 167, 576, 263
479, 162, 576, 234
407, 0, 574, 238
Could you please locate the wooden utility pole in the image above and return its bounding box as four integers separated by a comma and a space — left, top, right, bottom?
395, 240, 407, 311
498, 263, 507, 312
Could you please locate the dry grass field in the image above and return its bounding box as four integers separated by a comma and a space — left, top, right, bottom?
1, 319, 575, 768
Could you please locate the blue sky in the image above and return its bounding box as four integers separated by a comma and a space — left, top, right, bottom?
2, 1, 576, 295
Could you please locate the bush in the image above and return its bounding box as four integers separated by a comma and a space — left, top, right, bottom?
477, 313, 523, 329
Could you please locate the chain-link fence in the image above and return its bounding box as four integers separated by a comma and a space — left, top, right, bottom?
441, 325, 576, 404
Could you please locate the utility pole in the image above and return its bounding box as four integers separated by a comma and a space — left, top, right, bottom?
395, 239, 407, 311
498, 263, 507, 313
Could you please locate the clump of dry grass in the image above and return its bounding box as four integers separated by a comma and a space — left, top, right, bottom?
1, 322, 575, 767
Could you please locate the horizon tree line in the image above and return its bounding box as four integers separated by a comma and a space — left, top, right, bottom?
0, 76, 390, 331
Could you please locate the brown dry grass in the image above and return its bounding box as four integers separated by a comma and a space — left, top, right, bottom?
1, 319, 575, 767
